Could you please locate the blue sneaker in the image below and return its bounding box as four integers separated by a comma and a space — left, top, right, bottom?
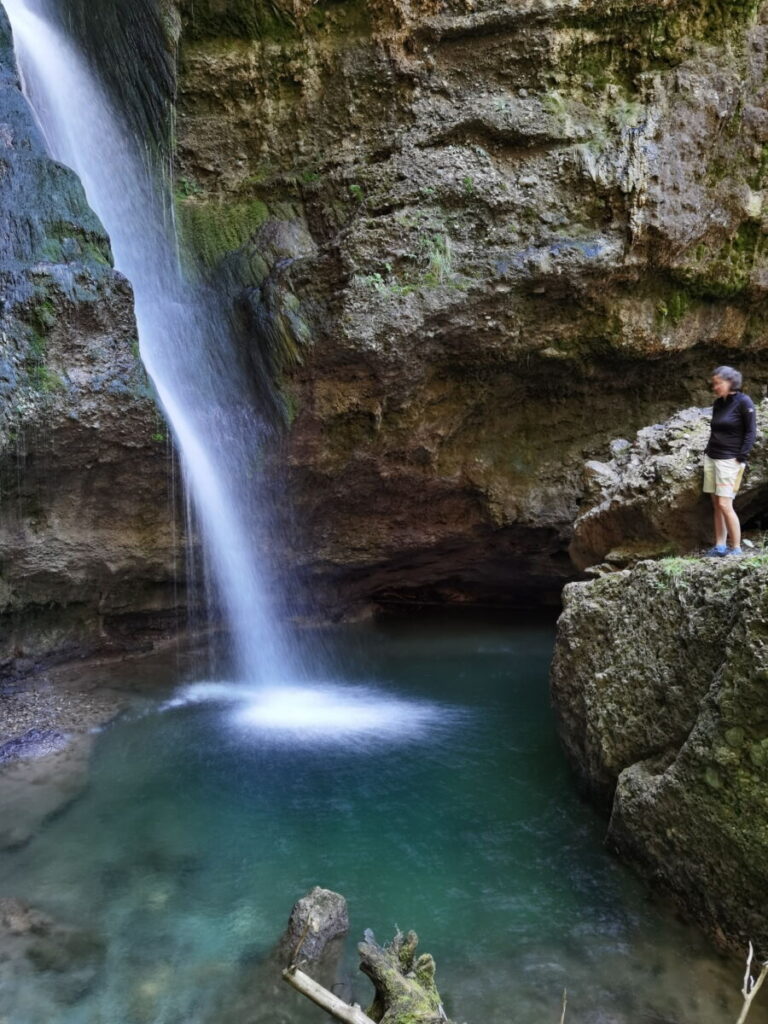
705, 545, 728, 557
726, 547, 743, 556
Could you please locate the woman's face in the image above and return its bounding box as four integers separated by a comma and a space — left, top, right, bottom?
712, 375, 733, 398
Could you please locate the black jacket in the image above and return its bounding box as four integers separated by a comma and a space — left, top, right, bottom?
706, 391, 756, 462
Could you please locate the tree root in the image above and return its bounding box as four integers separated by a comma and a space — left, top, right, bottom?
282, 915, 453, 1024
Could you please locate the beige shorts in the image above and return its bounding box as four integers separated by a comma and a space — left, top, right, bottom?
703, 455, 745, 498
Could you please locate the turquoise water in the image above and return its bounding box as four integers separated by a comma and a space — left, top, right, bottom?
1, 617, 763, 1024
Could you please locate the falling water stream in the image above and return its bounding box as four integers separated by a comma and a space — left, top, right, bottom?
3, 0, 290, 686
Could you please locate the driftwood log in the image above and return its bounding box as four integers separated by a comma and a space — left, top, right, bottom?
283, 919, 454, 1024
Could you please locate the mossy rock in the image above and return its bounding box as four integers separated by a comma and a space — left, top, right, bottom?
176, 198, 270, 269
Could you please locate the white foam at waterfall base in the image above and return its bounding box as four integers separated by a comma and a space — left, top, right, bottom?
163, 680, 464, 744
2, 0, 470, 751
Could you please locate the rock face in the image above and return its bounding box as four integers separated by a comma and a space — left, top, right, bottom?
276, 886, 349, 964
169, 0, 768, 614
571, 400, 768, 568
9, 0, 768, 658
0, 9, 187, 677
551, 557, 768, 953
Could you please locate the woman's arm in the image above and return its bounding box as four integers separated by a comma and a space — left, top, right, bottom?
738, 395, 757, 462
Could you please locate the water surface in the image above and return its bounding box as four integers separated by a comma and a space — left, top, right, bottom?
1, 617, 762, 1024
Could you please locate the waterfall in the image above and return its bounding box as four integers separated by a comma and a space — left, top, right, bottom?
2, 0, 297, 685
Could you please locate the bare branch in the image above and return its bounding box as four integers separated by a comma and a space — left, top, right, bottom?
736, 943, 768, 1024
282, 966, 375, 1024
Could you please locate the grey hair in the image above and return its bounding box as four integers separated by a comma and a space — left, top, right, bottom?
712, 365, 742, 391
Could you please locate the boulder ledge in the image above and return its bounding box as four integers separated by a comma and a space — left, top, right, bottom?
551, 557, 768, 953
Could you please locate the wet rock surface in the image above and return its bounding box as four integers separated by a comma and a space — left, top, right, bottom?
551, 557, 768, 953
276, 886, 350, 965
0, 644, 188, 848
10, 0, 768, 629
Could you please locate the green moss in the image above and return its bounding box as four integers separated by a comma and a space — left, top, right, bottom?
174, 177, 204, 200
176, 198, 270, 269
30, 300, 56, 331
564, 0, 760, 92
181, 0, 297, 42
26, 330, 47, 362
280, 384, 300, 425
659, 556, 697, 576
671, 223, 764, 300
40, 222, 111, 266
27, 365, 64, 394
748, 147, 768, 192
656, 290, 692, 326
182, 0, 370, 42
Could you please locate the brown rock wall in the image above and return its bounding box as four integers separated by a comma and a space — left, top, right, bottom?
172, 0, 768, 613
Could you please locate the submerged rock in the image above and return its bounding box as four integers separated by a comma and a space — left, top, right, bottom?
551, 557, 768, 953
0, 734, 93, 849
275, 885, 350, 965
215, 886, 349, 1024
0, 727, 69, 763
0, 898, 106, 1012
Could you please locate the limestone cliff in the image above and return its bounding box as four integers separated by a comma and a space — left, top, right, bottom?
9, 0, 768, 660
551, 557, 768, 954
169, 0, 768, 614
0, 10, 187, 678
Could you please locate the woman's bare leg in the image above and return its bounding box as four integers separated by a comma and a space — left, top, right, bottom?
711, 494, 727, 547
714, 495, 741, 548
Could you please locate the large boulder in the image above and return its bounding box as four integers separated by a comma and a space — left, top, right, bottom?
551, 557, 768, 953
570, 402, 768, 569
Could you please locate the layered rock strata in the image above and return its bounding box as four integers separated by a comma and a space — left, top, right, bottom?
551, 557, 768, 953
0, 10, 187, 678
171, 0, 768, 614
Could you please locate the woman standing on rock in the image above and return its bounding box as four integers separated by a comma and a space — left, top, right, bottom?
704, 365, 756, 557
